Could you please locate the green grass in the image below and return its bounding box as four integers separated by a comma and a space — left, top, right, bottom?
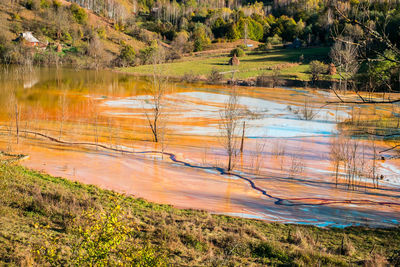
0, 162, 399, 266
120, 47, 331, 80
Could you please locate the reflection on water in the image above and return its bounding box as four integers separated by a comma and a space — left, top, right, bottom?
1, 66, 400, 228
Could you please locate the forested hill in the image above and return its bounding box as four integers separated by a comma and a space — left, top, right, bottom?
0, 0, 400, 92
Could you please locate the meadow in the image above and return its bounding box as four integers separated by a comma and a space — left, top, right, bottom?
119, 47, 331, 81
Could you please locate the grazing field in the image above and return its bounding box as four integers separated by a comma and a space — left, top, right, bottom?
119, 47, 331, 80
1, 163, 399, 266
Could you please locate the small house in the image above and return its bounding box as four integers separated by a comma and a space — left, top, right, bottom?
286, 38, 302, 49
16, 32, 40, 47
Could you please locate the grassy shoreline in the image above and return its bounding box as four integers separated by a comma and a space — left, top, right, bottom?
0, 163, 399, 266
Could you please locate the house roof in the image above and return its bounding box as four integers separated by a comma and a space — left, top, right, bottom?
21, 32, 40, 43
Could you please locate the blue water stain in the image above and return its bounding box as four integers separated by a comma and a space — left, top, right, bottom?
281, 87, 309, 94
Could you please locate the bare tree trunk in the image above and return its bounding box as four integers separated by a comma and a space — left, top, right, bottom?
58, 93, 68, 139
240, 121, 245, 153
144, 54, 169, 143
335, 162, 339, 188
15, 103, 19, 144
219, 89, 241, 172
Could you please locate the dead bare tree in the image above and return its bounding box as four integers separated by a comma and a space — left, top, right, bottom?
144, 73, 168, 143
288, 154, 305, 178
289, 97, 318, 120
87, 98, 100, 149
250, 140, 266, 175
330, 135, 383, 191
88, 35, 105, 70
330, 137, 345, 188
15, 102, 19, 144
58, 92, 68, 139
370, 138, 378, 189
329, 2, 400, 105
240, 121, 245, 153
219, 89, 242, 172
330, 36, 360, 92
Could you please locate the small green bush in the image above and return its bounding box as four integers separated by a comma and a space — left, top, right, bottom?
52, 0, 61, 8
70, 3, 88, 24
237, 44, 247, 51
118, 44, 136, 67
309, 60, 327, 83
208, 68, 223, 83
10, 13, 21, 21
97, 27, 106, 39
267, 34, 282, 45
229, 47, 245, 57
252, 242, 291, 264
40, 0, 51, 8
257, 42, 273, 51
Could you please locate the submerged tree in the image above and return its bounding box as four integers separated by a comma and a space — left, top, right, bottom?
144, 73, 168, 143
58, 92, 68, 139
219, 89, 242, 171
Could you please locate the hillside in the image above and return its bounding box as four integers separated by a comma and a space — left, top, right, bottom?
0, 160, 399, 266
0, 0, 145, 68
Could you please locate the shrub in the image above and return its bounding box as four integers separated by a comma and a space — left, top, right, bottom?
208, 68, 223, 83
251, 242, 290, 264
339, 235, 355, 256
97, 27, 106, 39
40, 0, 51, 8
0, 35, 9, 62
138, 41, 165, 65
237, 44, 247, 51
70, 3, 87, 24
165, 49, 181, 61
256, 70, 282, 88
10, 13, 21, 21
118, 44, 136, 67
290, 97, 318, 120
230, 47, 245, 57
52, 0, 61, 9
267, 34, 282, 45
256, 73, 271, 87
181, 71, 199, 83
309, 60, 327, 83
36, 203, 167, 266
257, 42, 273, 51
63, 32, 72, 42
389, 248, 400, 266
76, 42, 89, 56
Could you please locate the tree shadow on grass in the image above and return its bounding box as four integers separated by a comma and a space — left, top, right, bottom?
242, 48, 330, 64
211, 62, 229, 66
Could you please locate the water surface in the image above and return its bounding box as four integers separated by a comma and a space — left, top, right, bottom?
1, 67, 399, 228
